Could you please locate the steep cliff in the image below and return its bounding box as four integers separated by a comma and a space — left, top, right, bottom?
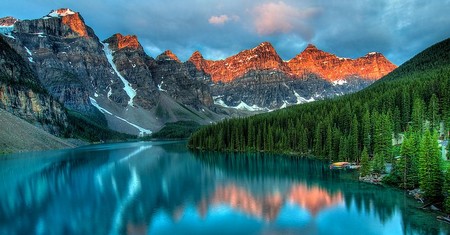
0, 36, 68, 134
103, 33, 158, 109
190, 43, 393, 110
3, 9, 124, 114
189, 42, 396, 84
287, 44, 397, 81
152, 50, 213, 108
190, 42, 289, 83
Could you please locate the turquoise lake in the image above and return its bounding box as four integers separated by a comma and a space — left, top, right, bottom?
0, 141, 448, 235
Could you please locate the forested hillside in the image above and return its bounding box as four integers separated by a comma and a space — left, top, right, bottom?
189, 38, 450, 164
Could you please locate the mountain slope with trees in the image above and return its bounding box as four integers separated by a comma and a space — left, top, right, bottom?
189, 38, 450, 161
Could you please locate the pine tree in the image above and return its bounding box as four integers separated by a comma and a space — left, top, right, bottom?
447, 141, 449, 160
393, 107, 401, 138
350, 115, 359, 162
314, 123, 323, 156
256, 128, 262, 151
325, 124, 333, 161
373, 111, 383, 155
395, 131, 419, 188
427, 94, 440, 131
382, 114, 394, 162
338, 136, 348, 161
362, 108, 371, 152
373, 113, 393, 161
401, 89, 411, 131
443, 169, 450, 213
247, 120, 255, 150
360, 147, 370, 177
332, 127, 341, 161
301, 127, 308, 154
446, 117, 450, 140
419, 130, 443, 201
412, 98, 425, 132
372, 152, 385, 174
267, 125, 274, 151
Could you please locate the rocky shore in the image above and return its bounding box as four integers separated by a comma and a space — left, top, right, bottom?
359, 174, 386, 184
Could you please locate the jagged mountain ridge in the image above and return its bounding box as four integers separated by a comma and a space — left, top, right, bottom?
287, 44, 396, 81
0, 9, 223, 135
186, 42, 396, 110
186, 42, 395, 110
188, 42, 396, 83
0, 8, 397, 135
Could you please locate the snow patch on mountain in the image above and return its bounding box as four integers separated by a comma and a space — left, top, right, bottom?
3, 33, 15, 39
24, 47, 35, 63
214, 89, 321, 112
213, 96, 270, 111
0, 25, 14, 35
102, 42, 137, 106
24, 47, 32, 56
90, 97, 152, 136
337, 56, 350, 60
280, 100, 289, 109
45, 9, 76, 18
332, 79, 348, 86
90, 97, 112, 115
113, 116, 152, 136
158, 81, 167, 92
294, 90, 315, 104
0, 17, 17, 33
107, 87, 112, 100
235, 101, 268, 111
213, 96, 229, 108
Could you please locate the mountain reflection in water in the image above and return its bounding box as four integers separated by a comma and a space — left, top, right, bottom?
0, 141, 448, 235
199, 184, 343, 222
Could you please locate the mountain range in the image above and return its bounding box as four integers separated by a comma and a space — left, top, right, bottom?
0, 8, 396, 138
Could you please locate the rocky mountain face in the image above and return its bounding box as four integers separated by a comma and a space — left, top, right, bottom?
0, 9, 220, 136
189, 42, 396, 83
286, 44, 397, 81
189, 42, 396, 110
0, 17, 17, 26
102, 33, 158, 109
2, 9, 119, 115
0, 8, 397, 136
152, 50, 213, 108
210, 71, 368, 110
0, 37, 67, 135
190, 42, 289, 83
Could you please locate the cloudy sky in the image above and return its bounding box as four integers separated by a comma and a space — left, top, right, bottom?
2, 0, 450, 65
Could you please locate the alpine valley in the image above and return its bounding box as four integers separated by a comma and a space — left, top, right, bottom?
0, 8, 396, 144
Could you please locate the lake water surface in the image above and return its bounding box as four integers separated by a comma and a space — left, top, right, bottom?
0, 141, 448, 235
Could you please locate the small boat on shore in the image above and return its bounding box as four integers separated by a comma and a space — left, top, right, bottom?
330, 162, 360, 170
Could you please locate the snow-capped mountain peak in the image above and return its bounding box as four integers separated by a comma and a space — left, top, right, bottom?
0, 16, 18, 27
45, 8, 77, 18
0, 17, 18, 37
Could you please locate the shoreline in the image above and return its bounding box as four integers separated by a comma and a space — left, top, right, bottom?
358, 173, 450, 222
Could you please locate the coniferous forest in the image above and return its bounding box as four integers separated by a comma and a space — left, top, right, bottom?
189, 38, 450, 205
